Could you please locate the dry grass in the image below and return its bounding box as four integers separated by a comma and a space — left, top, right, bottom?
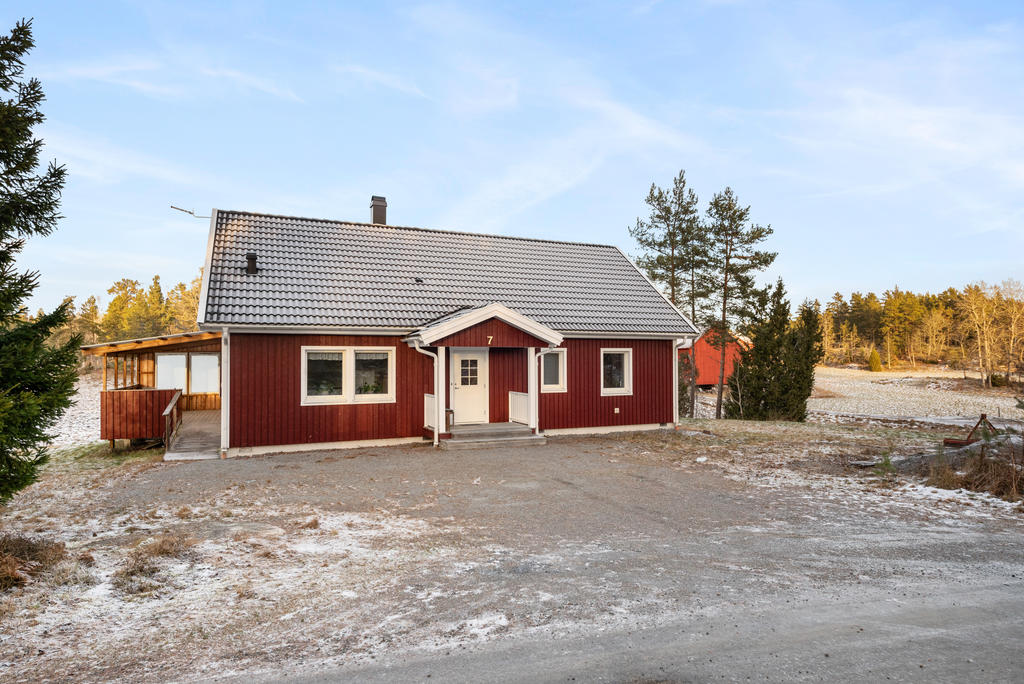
927, 441, 1024, 502
298, 517, 320, 529
0, 534, 67, 591
112, 532, 197, 594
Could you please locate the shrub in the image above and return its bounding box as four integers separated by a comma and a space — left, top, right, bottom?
867, 348, 883, 372
990, 374, 1009, 388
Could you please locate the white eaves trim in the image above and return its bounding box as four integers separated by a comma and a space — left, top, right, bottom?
409, 303, 564, 347
195, 208, 218, 326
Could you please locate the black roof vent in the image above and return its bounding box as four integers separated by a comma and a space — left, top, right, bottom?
413, 277, 424, 284
246, 252, 258, 274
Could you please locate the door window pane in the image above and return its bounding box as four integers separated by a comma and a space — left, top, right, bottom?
460, 359, 478, 386
355, 351, 389, 395
156, 354, 186, 390
307, 351, 344, 397
602, 352, 625, 390
542, 353, 560, 386
190, 354, 220, 393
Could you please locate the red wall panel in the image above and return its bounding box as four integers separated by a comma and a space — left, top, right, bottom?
684, 334, 744, 386
228, 334, 433, 448
487, 348, 527, 422
435, 318, 549, 348
539, 338, 674, 430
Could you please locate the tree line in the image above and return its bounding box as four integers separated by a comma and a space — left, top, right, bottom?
629, 170, 822, 421
29, 272, 202, 356
820, 281, 1024, 386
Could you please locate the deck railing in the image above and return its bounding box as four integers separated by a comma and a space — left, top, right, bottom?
163, 390, 183, 448
424, 393, 436, 429
509, 391, 529, 425
100, 388, 181, 441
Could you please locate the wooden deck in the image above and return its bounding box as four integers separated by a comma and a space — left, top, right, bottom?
164, 410, 221, 461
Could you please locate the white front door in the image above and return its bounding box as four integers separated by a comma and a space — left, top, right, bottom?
451, 349, 489, 424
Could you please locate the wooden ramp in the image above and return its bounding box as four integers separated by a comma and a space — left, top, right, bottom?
165, 410, 220, 461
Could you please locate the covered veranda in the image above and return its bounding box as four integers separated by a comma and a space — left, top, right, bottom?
80, 331, 222, 454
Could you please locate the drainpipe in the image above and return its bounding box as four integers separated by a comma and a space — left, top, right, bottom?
412, 340, 440, 447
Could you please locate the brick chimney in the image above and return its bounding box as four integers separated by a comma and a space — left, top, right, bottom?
370, 196, 387, 225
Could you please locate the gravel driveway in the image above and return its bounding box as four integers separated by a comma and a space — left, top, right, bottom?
4, 423, 1022, 683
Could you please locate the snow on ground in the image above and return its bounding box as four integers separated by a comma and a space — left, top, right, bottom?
49, 371, 102, 448
808, 366, 1020, 420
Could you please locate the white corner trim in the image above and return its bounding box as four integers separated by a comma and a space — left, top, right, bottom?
414, 303, 563, 346
219, 326, 230, 457
196, 209, 218, 326
226, 436, 427, 458
614, 246, 699, 336
542, 423, 668, 436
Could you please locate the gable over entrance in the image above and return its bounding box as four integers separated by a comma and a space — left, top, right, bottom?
406, 303, 563, 348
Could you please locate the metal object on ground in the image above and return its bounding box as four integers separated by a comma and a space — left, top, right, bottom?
943, 414, 997, 447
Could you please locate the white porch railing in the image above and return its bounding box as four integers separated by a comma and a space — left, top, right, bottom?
509, 391, 529, 425
424, 393, 436, 429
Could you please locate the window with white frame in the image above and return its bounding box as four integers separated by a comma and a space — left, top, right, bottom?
541, 348, 566, 393
155, 354, 187, 390
600, 348, 632, 396
301, 346, 395, 405
189, 354, 220, 394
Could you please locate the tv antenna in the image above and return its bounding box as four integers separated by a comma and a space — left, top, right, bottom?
170, 205, 210, 219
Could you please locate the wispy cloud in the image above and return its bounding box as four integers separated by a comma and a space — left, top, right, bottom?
41, 127, 214, 187
40, 57, 181, 97
199, 66, 302, 102
333, 64, 426, 98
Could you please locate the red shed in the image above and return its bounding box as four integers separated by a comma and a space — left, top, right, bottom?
680, 331, 750, 387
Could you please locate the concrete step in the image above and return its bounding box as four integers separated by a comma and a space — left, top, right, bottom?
441, 434, 547, 450
448, 422, 534, 440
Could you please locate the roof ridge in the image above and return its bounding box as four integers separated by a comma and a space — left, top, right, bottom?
214, 209, 619, 250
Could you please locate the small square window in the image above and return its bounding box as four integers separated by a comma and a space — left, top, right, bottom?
306, 351, 344, 397
600, 349, 632, 396
355, 351, 389, 395
460, 359, 478, 386
541, 349, 566, 393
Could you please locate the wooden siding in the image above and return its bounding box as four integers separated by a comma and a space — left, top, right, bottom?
100, 389, 179, 440
686, 334, 744, 386
183, 393, 221, 411
228, 334, 433, 448
488, 348, 527, 422
435, 318, 549, 348
539, 339, 674, 429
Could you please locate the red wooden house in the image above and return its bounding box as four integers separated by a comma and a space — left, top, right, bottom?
86, 197, 697, 457
679, 331, 750, 388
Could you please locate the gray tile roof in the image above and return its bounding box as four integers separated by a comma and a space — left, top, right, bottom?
201, 210, 698, 335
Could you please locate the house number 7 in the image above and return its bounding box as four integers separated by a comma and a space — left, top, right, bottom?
487, 336, 493, 345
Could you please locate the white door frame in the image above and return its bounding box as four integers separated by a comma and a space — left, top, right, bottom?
450, 347, 489, 424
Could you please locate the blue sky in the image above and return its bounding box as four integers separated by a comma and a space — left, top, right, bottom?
11, 1, 1024, 313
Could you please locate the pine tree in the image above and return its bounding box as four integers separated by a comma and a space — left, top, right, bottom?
724, 281, 822, 421
628, 170, 709, 418
0, 19, 79, 504
704, 187, 776, 418
868, 348, 883, 372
